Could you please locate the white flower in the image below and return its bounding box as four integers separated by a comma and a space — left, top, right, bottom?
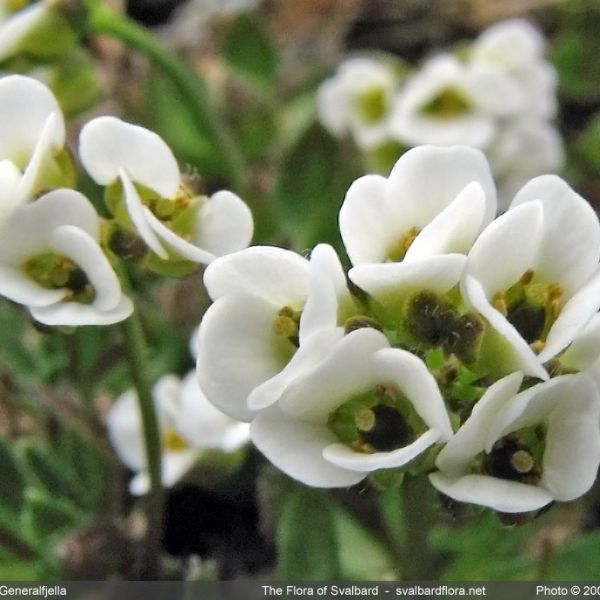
197, 243, 362, 420
470, 19, 558, 119
341, 145, 496, 313
317, 57, 399, 149
391, 54, 523, 148
108, 372, 250, 496
79, 116, 253, 264
0, 74, 66, 219
429, 371, 600, 513
0, 188, 132, 326
251, 328, 453, 488
196, 246, 311, 422
462, 176, 600, 379
488, 118, 564, 211
0, 2, 49, 62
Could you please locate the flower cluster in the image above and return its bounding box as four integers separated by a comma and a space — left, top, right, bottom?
0, 74, 253, 326
317, 19, 564, 210
196, 144, 600, 514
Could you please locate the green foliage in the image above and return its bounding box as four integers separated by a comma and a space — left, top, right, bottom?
25, 488, 84, 541
22, 442, 90, 511
274, 122, 360, 250
277, 486, 341, 579
0, 437, 25, 515
431, 510, 538, 579
546, 531, 600, 579
222, 13, 279, 92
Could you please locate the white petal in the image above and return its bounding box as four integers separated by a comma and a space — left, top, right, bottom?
251, 404, 366, 488
106, 390, 146, 472
177, 370, 250, 451
0, 74, 64, 165
31, 295, 133, 326
79, 116, 180, 196
196, 293, 296, 422
435, 372, 524, 477
404, 182, 487, 260
539, 268, 600, 363
194, 190, 253, 257
203, 246, 310, 306
143, 206, 215, 264
462, 275, 548, 379
0, 160, 22, 222
247, 327, 344, 411
0, 4, 48, 61
300, 244, 352, 341
541, 376, 600, 501
349, 254, 466, 318
374, 348, 453, 440
561, 313, 600, 371
511, 175, 600, 294
386, 145, 497, 228
464, 64, 526, 116
50, 226, 122, 312
339, 174, 398, 265
161, 450, 201, 488
279, 328, 390, 422
464, 200, 544, 297
119, 171, 168, 259
429, 472, 553, 513
0, 266, 66, 307
324, 428, 440, 471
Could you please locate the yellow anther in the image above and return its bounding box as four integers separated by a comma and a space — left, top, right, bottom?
356, 86, 387, 123
388, 226, 421, 262
549, 298, 561, 320
520, 269, 534, 285
154, 197, 176, 219
492, 292, 507, 315
49, 266, 71, 287
355, 409, 376, 432
273, 315, 297, 338
162, 428, 188, 451
548, 282, 563, 301
511, 449, 534, 474
530, 339, 545, 354
421, 86, 471, 119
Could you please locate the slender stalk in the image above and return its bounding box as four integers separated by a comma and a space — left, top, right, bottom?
120, 311, 163, 579
83, 0, 248, 194
401, 475, 436, 580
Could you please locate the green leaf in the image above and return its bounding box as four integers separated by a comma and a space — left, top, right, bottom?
277, 486, 341, 579
334, 509, 393, 579
274, 122, 360, 250
222, 13, 279, 92
0, 437, 25, 514
22, 442, 89, 510
546, 531, 600, 579
25, 489, 83, 540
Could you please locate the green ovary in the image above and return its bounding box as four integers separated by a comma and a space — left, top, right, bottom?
23, 252, 95, 304
420, 86, 471, 120
328, 385, 425, 454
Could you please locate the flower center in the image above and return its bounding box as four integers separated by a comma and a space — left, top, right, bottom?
162, 428, 189, 452
272, 306, 300, 348
355, 86, 388, 123
23, 252, 95, 304
328, 384, 424, 454
483, 428, 544, 484
387, 226, 421, 262
492, 270, 564, 351
420, 86, 471, 120
406, 291, 484, 363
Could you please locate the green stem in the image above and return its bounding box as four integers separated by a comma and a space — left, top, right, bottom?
83, 0, 248, 195
401, 475, 436, 580
120, 310, 163, 579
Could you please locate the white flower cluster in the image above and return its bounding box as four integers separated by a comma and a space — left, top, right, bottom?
317, 19, 564, 210
196, 145, 600, 514
0, 74, 253, 326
